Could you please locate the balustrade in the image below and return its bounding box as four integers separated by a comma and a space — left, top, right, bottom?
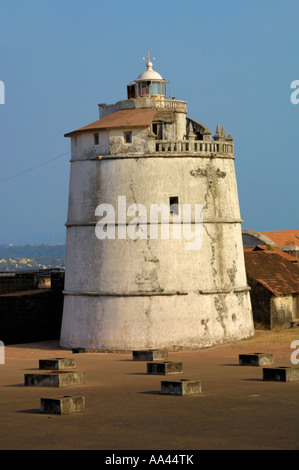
154, 140, 233, 154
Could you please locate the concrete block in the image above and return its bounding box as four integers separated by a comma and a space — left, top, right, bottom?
263, 366, 299, 382
72, 348, 86, 354
132, 349, 168, 361
161, 379, 202, 396
24, 371, 86, 387
39, 358, 76, 370
147, 361, 183, 375
40, 396, 85, 414
239, 353, 274, 366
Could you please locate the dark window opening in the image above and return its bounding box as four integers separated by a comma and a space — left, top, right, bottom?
127, 84, 136, 99
124, 131, 132, 143
152, 123, 163, 140
142, 81, 151, 95
94, 133, 99, 145
170, 196, 179, 215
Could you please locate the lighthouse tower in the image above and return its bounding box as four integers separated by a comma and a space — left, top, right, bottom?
60, 54, 254, 350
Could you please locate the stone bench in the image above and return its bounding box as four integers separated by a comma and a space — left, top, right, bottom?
263, 366, 299, 382
40, 395, 85, 414
239, 353, 274, 366
132, 349, 168, 361
161, 379, 202, 396
290, 320, 299, 328
147, 361, 183, 375
72, 348, 86, 354
24, 371, 86, 387
39, 358, 76, 370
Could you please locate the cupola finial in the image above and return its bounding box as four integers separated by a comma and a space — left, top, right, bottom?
143, 49, 155, 70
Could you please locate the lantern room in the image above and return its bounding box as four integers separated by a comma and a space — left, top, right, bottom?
127, 52, 170, 99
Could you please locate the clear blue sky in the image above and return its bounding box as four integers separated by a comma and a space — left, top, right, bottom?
0, 0, 298, 245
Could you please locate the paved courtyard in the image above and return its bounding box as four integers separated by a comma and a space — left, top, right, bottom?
1, 329, 299, 450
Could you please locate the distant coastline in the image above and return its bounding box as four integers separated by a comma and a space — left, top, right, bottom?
0, 244, 65, 271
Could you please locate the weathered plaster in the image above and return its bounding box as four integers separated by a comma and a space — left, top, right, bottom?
60, 77, 254, 350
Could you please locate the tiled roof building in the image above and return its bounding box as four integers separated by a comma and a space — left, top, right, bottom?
243, 229, 299, 259
260, 230, 299, 248
244, 245, 298, 264
244, 251, 299, 328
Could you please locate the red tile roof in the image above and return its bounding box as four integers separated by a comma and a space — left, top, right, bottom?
65, 108, 157, 137
260, 230, 299, 247
244, 251, 299, 295
245, 245, 298, 262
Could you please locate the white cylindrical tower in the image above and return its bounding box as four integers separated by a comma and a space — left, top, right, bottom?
60, 55, 254, 350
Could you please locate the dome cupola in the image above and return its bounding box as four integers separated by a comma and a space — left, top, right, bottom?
137, 56, 163, 80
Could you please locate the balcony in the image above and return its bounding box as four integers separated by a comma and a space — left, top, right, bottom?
154, 140, 234, 155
